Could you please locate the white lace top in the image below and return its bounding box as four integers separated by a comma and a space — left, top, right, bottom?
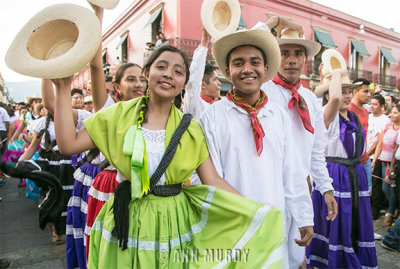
142, 127, 166, 186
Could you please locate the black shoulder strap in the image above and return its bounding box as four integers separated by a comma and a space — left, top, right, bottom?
149, 113, 192, 189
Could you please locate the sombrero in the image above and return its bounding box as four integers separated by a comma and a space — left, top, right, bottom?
319, 48, 347, 77
201, 0, 242, 41
276, 28, 321, 58
314, 48, 360, 97
87, 0, 120, 10
314, 75, 362, 98
26, 93, 42, 104
5, 4, 102, 79
212, 29, 281, 81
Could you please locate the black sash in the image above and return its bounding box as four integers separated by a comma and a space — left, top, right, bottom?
325, 112, 362, 251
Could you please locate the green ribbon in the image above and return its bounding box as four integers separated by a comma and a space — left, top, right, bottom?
122, 125, 150, 200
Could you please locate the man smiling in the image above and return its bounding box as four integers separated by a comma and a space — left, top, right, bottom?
200, 28, 314, 267
253, 16, 337, 268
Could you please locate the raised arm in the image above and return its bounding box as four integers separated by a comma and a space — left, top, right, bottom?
18, 131, 41, 162
53, 77, 96, 155
42, 79, 80, 127
323, 70, 344, 129
89, 4, 108, 112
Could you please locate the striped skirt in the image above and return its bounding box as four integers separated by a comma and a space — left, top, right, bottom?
66, 162, 101, 269
35, 150, 76, 235
306, 162, 377, 268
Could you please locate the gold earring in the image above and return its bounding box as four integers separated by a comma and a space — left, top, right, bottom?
146, 88, 151, 99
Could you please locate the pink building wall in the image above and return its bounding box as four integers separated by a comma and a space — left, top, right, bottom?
73, 0, 400, 91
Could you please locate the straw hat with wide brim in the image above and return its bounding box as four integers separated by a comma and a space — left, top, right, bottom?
201, 0, 241, 41
212, 29, 281, 81
277, 28, 321, 58
5, 4, 102, 79
26, 93, 42, 104
319, 48, 347, 77
87, 0, 119, 10
314, 75, 362, 98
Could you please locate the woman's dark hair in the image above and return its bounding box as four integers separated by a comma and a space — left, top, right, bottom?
143, 45, 190, 85
37, 114, 56, 151
113, 63, 142, 85
372, 94, 385, 106
392, 103, 400, 113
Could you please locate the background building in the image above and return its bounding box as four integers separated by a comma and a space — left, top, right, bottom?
72, 0, 400, 96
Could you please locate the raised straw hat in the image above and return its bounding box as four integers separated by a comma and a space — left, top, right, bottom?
314, 49, 361, 97
201, 0, 242, 41
5, 4, 102, 79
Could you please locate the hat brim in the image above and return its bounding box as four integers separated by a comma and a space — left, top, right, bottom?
87, 0, 120, 10
201, 0, 241, 41
5, 4, 102, 79
314, 81, 362, 98
277, 38, 321, 58
212, 29, 281, 82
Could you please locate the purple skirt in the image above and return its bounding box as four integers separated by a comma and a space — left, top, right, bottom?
66, 162, 101, 269
306, 162, 377, 268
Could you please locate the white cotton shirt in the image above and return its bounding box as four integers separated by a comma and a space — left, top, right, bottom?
200, 98, 313, 228
323, 108, 356, 158
142, 128, 166, 186
32, 116, 57, 150
367, 114, 390, 157
76, 109, 92, 131
0, 107, 10, 131
182, 45, 211, 121
262, 81, 334, 194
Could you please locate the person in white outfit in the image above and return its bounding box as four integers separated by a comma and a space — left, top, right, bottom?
183, 27, 221, 121
200, 27, 314, 267
252, 16, 337, 268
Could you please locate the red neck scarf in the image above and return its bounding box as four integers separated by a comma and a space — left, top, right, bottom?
200, 95, 216, 104
226, 89, 268, 156
272, 74, 314, 134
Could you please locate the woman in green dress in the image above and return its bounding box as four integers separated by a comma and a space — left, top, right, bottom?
52, 45, 284, 268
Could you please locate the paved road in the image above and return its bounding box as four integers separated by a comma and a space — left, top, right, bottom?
0, 177, 399, 268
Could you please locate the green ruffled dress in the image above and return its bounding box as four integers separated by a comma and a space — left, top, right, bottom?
85, 98, 285, 268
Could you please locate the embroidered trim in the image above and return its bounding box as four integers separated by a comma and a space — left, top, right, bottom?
88, 186, 114, 202
92, 186, 216, 251
307, 255, 328, 265
36, 157, 73, 165
62, 185, 74, 190
333, 190, 370, 198
66, 225, 84, 239
313, 233, 375, 252
67, 196, 88, 214
73, 168, 95, 186
261, 245, 285, 269
214, 205, 271, 268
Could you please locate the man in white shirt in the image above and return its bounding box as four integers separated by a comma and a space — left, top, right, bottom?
252, 16, 337, 267
200, 28, 314, 267
368, 94, 390, 219
183, 27, 221, 121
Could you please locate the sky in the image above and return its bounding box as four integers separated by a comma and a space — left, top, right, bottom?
1, 0, 400, 83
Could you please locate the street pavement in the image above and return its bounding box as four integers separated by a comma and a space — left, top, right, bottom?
0, 176, 399, 268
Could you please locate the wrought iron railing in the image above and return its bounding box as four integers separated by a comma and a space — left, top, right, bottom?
375, 73, 396, 88
347, 68, 373, 82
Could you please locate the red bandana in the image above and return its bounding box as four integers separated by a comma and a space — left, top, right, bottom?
200, 95, 216, 104
272, 74, 314, 134
226, 89, 268, 156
